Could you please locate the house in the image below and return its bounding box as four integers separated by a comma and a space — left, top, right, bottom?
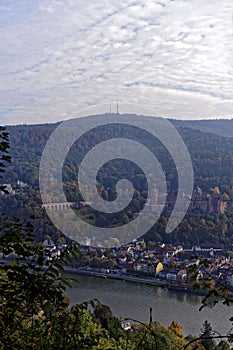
17, 180, 28, 188
121, 320, 131, 331
133, 263, 142, 272
166, 272, 177, 281
176, 269, 187, 282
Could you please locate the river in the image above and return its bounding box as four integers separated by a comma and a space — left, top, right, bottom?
65, 274, 233, 337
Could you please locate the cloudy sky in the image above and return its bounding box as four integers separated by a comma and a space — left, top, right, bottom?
0, 0, 233, 125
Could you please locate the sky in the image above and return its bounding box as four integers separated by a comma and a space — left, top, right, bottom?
0, 0, 233, 125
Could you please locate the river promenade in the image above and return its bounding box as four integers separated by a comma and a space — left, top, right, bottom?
63, 266, 207, 295
64, 266, 167, 285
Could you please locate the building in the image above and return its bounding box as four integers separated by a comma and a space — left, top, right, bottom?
42, 202, 75, 211
188, 186, 227, 215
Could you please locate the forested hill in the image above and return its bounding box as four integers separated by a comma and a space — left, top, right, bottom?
4, 122, 59, 186
3, 115, 233, 193
170, 118, 233, 138
3, 114, 233, 244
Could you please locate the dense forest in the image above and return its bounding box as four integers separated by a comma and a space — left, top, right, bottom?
4, 116, 233, 191
2, 115, 233, 245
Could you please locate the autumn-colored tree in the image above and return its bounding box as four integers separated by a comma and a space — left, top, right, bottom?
168, 320, 184, 339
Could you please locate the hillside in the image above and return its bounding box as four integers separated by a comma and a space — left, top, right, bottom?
171, 118, 233, 138
3, 115, 233, 192
2, 114, 233, 245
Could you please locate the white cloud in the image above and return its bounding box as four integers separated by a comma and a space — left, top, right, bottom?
0, 0, 233, 125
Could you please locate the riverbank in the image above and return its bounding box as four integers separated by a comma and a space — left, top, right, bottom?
63, 267, 207, 295
64, 267, 167, 286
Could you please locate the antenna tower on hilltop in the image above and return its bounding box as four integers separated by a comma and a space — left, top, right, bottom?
117, 101, 119, 114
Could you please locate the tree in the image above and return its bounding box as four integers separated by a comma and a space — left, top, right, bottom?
0, 126, 10, 192
0, 215, 81, 348
147, 240, 155, 250
168, 320, 184, 339
221, 192, 230, 202
211, 186, 220, 195
226, 250, 233, 259
94, 304, 127, 340
184, 336, 206, 350
215, 340, 231, 349
133, 321, 185, 350
199, 320, 216, 350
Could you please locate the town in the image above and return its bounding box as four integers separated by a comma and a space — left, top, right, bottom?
2, 179, 233, 295
41, 235, 233, 295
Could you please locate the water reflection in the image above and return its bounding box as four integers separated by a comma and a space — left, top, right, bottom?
186, 293, 202, 306
175, 292, 185, 302
156, 287, 163, 298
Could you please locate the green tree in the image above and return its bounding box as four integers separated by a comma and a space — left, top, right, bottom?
133, 321, 184, 350
199, 320, 216, 350
0, 216, 80, 349
215, 340, 231, 349
226, 251, 233, 259
0, 126, 11, 192
94, 304, 127, 340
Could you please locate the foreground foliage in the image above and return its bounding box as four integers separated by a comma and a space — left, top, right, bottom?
0, 217, 216, 350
